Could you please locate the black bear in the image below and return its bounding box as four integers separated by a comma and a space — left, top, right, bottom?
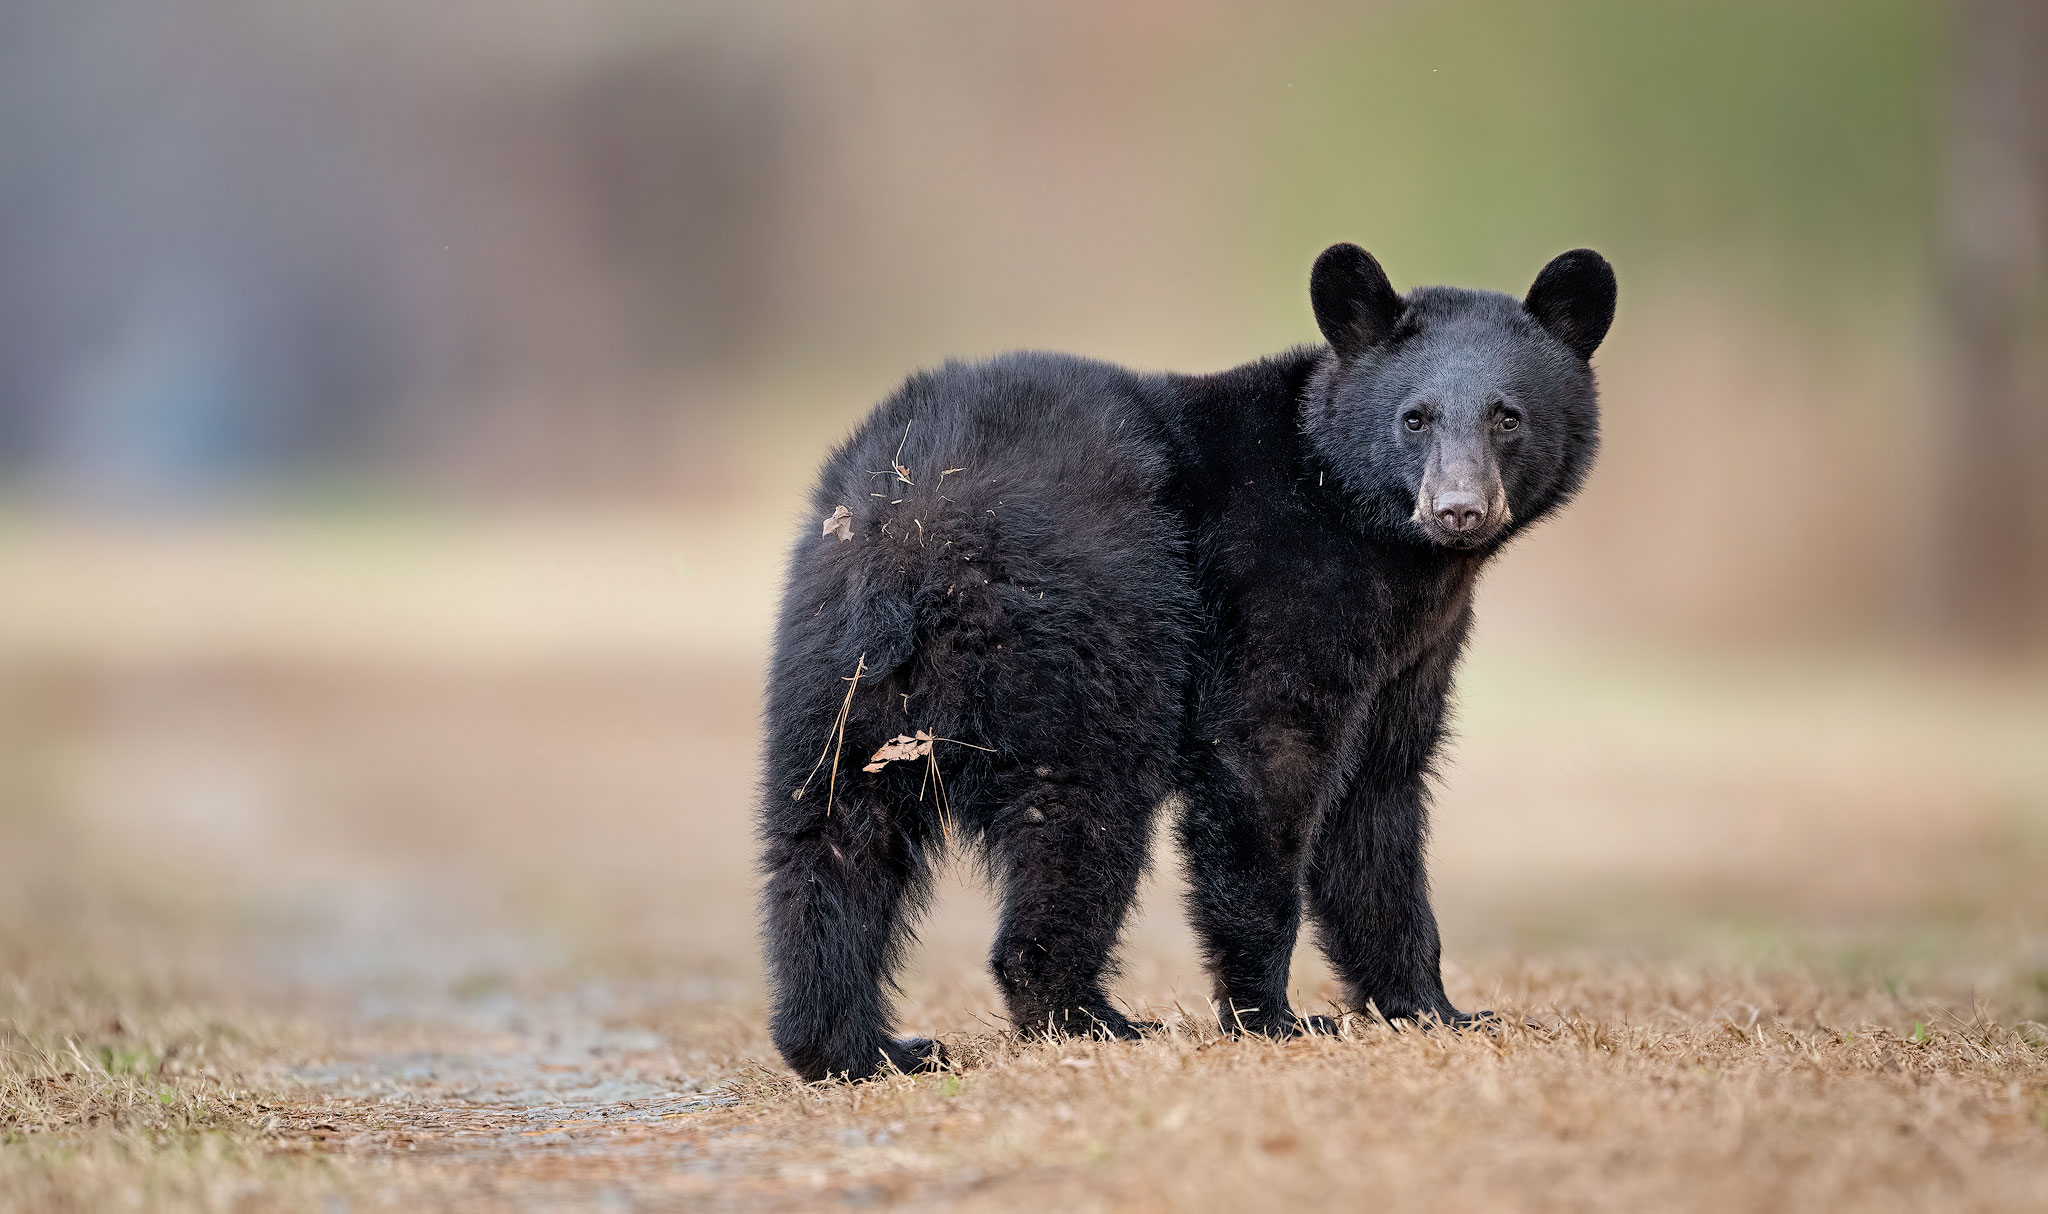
758, 244, 1615, 1081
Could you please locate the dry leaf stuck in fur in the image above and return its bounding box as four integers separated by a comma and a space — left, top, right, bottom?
822, 505, 854, 541
863, 730, 933, 772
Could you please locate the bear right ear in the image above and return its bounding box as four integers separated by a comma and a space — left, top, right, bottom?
1311, 243, 1403, 360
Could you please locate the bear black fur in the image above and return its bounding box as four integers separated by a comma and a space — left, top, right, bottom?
758, 244, 1616, 1082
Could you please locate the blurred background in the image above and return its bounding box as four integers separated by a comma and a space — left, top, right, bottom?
2, 0, 2045, 1036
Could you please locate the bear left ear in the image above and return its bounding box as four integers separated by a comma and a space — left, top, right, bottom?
1524, 249, 1616, 361
1311, 243, 1404, 360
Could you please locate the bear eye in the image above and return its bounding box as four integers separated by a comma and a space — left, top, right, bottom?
1496, 410, 1522, 433
1402, 411, 1428, 433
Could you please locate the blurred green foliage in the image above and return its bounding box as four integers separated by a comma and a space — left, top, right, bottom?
1241, 0, 1937, 309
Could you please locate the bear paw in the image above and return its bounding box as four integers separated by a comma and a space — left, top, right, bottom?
880, 1035, 949, 1075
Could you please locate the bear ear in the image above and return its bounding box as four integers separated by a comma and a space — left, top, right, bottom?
1311, 243, 1403, 360
1524, 249, 1616, 361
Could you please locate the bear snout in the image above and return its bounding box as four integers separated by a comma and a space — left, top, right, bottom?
1414, 480, 1508, 547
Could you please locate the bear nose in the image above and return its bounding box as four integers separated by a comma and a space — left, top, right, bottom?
1433, 491, 1487, 532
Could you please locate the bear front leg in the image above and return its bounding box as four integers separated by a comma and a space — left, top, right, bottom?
1305, 771, 1465, 1025
1177, 760, 1320, 1038
1305, 643, 1478, 1028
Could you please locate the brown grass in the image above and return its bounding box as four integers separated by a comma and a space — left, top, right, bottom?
0, 965, 341, 1212
7, 956, 2043, 1212
719, 974, 2048, 1213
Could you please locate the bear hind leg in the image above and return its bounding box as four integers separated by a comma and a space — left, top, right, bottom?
760, 789, 943, 1082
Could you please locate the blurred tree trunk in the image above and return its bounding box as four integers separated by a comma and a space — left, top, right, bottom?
1930, 0, 2048, 648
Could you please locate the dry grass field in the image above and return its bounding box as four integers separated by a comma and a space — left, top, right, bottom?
3, 513, 2047, 1211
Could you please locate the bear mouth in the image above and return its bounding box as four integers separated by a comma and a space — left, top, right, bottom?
1420, 524, 1501, 550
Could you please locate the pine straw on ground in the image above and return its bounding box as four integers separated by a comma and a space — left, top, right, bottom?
7, 961, 2046, 1212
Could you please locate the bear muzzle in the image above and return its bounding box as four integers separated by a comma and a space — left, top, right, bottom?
1414, 477, 1511, 547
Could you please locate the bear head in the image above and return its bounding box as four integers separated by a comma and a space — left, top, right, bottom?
1303, 244, 1615, 550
